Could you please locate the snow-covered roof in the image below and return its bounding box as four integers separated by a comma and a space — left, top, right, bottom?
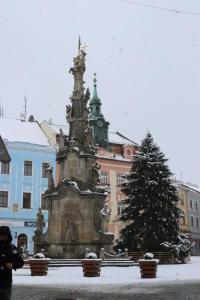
177, 180, 200, 194
47, 123, 69, 135
108, 131, 138, 146
0, 117, 50, 146
183, 182, 200, 194
41, 121, 138, 146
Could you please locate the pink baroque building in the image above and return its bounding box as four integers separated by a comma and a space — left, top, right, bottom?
97, 135, 138, 239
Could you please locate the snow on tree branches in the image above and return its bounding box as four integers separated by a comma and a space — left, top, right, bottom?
116, 132, 192, 259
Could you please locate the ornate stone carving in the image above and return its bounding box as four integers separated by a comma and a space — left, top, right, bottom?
66, 105, 72, 123
64, 220, 78, 241
36, 208, 44, 232
61, 212, 80, 242
91, 162, 101, 187
36, 40, 114, 258
46, 165, 55, 190
100, 203, 111, 233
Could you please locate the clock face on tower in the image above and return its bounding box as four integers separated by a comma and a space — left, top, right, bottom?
97, 119, 104, 127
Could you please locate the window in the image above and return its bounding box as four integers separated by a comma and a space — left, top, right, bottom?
42, 163, 49, 178
0, 191, 8, 207
117, 173, 125, 185
191, 215, 194, 227
100, 171, 108, 184
118, 202, 124, 217
41, 194, 48, 210
1, 161, 10, 174
190, 200, 193, 209
23, 192, 31, 209
196, 201, 198, 211
24, 161, 32, 176
126, 149, 131, 155
196, 217, 199, 228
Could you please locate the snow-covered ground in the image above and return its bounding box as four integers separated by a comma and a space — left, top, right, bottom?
13, 256, 200, 287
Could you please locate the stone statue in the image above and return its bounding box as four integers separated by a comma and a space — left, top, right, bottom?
46, 165, 55, 190
64, 219, 78, 241
71, 49, 86, 71
66, 105, 72, 123
100, 203, 111, 233
83, 124, 93, 150
36, 208, 44, 232
78, 49, 86, 67
92, 162, 101, 186
73, 55, 80, 67
57, 129, 65, 152
84, 87, 90, 105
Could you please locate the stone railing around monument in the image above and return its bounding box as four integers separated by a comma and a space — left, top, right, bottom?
85, 247, 129, 260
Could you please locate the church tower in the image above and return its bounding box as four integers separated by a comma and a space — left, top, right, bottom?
89, 74, 109, 148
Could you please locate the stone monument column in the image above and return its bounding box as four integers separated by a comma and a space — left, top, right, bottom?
35, 39, 114, 258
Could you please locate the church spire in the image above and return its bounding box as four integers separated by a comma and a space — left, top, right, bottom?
90, 73, 101, 106
89, 74, 109, 148
93, 73, 98, 99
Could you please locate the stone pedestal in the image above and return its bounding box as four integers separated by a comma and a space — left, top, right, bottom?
35, 181, 113, 258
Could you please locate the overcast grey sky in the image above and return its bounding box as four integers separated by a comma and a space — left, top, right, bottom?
0, 0, 200, 185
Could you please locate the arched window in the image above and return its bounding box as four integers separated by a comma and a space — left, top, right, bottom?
17, 233, 28, 249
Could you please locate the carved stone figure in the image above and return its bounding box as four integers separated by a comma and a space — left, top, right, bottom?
64, 219, 78, 241
100, 203, 111, 233
73, 55, 80, 67
84, 87, 90, 105
57, 129, 65, 152
46, 165, 55, 190
36, 208, 44, 232
91, 162, 101, 186
66, 105, 72, 123
78, 49, 86, 67
83, 124, 93, 150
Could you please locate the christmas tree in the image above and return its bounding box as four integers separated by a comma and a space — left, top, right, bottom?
119, 132, 191, 255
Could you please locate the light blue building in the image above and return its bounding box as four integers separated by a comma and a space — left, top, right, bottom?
0, 117, 56, 253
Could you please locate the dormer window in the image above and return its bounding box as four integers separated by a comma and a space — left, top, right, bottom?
127, 149, 131, 156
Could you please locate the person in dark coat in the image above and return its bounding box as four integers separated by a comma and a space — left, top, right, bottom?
0, 226, 24, 300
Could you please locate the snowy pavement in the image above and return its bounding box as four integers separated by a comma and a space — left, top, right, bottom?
13, 256, 200, 287
12, 257, 200, 299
